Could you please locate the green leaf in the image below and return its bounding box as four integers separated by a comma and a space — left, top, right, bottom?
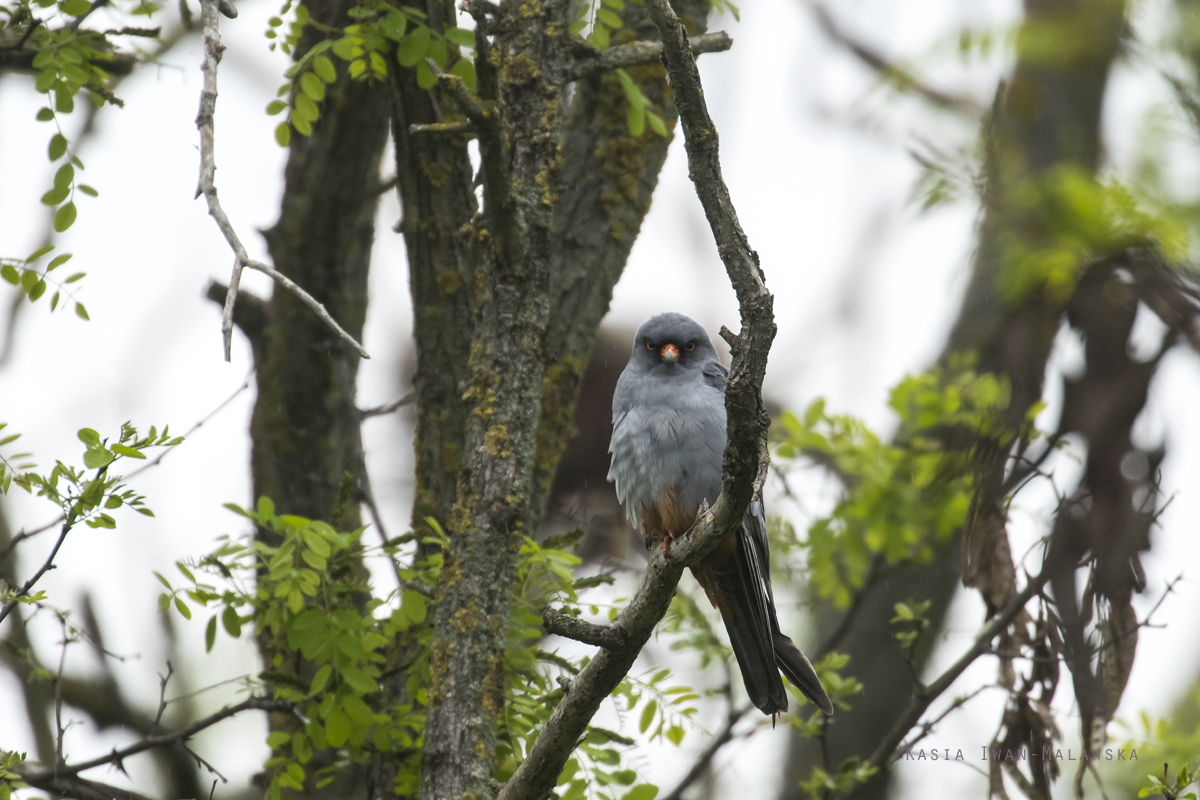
341, 693, 375, 724
47, 253, 72, 270
445, 26, 475, 47
174, 597, 192, 620
309, 664, 332, 695
37, 107, 55, 121
83, 447, 114, 469
65, 272, 86, 283
621, 786, 659, 800
313, 55, 337, 83
450, 57, 476, 91
401, 589, 427, 623
596, 8, 622, 27
300, 72, 325, 102
397, 27, 431, 67
62, 0, 92, 16
266, 100, 287, 115
54, 202, 77, 232
111, 443, 147, 459
51, 290, 60, 311
222, 605, 242, 637
292, 731, 312, 763
54, 163, 74, 190
342, 664, 379, 694
28, 280, 46, 302
416, 60, 436, 89
104, 494, 122, 509
0, 266, 18, 285
381, 10, 407, 41
627, 103, 645, 137
290, 109, 312, 137
26, 244, 55, 261
153, 571, 173, 590
41, 186, 70, 206
428, 40, 448, 69
266, 731, 291, 749
587, 25, 610, 49
205, 616, 217, 652
275, 122, 291, 147
325, 708, 351, 747
48, 134, 68, 161
638, 698, 657, 733
75, 302, 89, 320
21, 270, 38, 293
665, 724, 684, 745
647, 111, 666, 137
294, 94, 319, 122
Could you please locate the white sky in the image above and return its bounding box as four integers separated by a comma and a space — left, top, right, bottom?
2, 0, 1199, 798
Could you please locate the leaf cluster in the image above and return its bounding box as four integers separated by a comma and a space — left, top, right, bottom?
774, 359, 1014, 608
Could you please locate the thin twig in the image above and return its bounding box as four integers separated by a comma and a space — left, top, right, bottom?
357, 391, 415, 420
659, 705, 751, 800
0, 515, 77, 627
842, 570, 1051, 798
0, 374, 252, 563
21, 696, 294, 784
194, 0, 368, 362
805, 1, 984, 115
563, 31, 734, 81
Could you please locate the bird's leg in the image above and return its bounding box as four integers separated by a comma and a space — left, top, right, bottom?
647, 528, 672, 558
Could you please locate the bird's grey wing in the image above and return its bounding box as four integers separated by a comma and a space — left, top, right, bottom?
702, 360, 728, 392
608, 369, 654, 526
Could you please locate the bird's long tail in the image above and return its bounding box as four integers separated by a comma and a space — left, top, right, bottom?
774, 631, 834, 715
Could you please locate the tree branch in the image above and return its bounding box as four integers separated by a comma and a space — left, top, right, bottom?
194, 0, 368, 362
496, 4, 776, 798
19, 773, 160, 800
541, 609, 628, 650
563, 31, 732, 81
844, 571, 1051, 796
659, 705, 751, 800
20, 696, 293, 784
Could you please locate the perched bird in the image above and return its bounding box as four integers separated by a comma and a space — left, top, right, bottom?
607, 313, 833, 716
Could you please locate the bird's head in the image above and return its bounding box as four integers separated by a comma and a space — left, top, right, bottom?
630, 313, 718, 374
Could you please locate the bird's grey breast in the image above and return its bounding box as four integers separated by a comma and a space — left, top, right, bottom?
608, 364, 727, 527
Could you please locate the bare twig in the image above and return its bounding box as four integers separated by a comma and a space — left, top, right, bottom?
0, 374, 252, 564
194, 0, 368, 362
564, 31, 734, 81
0, 515, 76, 627
805, 1, 984, 115
357, 391, 415, 420
843, 571, 1051, 798
659, 705, 751, 800
21, 696, 294, 784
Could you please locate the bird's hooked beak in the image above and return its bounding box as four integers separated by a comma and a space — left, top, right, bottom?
660, 343, 679, 365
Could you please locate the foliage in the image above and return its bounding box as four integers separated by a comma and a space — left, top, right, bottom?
161, 506, 707, 800
0, 751, 27, 800
773, 357, 1016, 608
0, 245, 88, 320
996, 168, 1190, 305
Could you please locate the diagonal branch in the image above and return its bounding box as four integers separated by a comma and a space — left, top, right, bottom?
194, 0, 368, 362
843, 571, 1051, 797
19, 696, 293, 784
497, 5, 775, 800
563, 31, 733, 81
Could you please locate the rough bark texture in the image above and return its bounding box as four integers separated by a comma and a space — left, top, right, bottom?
780, 1, 1128, 797
243, 0, 391, 796
409, 2, 714, 798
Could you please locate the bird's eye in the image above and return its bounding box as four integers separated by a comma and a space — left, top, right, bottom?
686, 341, 695, 351
647, 340, 656, 350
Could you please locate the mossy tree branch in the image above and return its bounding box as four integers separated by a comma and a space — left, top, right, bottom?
495, 4, 774, 799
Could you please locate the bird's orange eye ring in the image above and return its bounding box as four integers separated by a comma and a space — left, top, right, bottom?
647, 341, 656, 350
686, 341, 695, 351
